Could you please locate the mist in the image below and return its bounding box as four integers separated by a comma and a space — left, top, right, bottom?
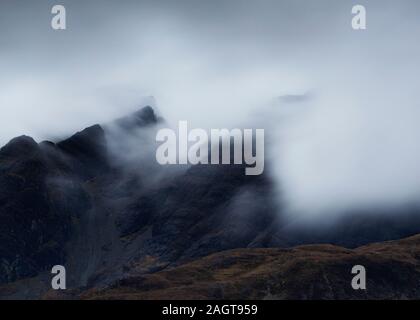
1, 0, 420, 218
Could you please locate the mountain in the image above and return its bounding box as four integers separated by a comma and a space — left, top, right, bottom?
0, 135, 90, 284
1, 106, 420, 299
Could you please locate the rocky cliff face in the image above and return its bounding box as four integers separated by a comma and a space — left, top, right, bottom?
0, 135, 91, 284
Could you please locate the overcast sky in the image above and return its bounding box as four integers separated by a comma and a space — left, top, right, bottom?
1, 0, 420, 216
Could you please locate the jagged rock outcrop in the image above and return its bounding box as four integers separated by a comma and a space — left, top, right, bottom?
114, 106, 159, 131
56, 124, 109, 180
0, 136, 90, 284
0, 106, 161, 289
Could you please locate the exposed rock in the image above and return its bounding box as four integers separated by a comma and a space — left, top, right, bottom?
57, 124, 109, 180
0, 135, 90, 284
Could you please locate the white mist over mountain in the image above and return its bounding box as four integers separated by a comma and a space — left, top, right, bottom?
1, 0, 420, 217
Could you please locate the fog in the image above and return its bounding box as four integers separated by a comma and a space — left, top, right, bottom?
1, 0, 420, 217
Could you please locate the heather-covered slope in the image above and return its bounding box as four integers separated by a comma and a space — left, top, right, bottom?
79, 234, 420, 300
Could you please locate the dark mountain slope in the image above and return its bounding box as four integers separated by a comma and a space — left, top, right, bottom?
56, 124, 109, 180
0, 136, 90, 284
111, 163, 277, 275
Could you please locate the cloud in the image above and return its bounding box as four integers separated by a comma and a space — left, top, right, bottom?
1, 0, 420, 218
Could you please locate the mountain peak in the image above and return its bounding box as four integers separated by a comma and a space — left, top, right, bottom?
114, 106, 159, 130
57, 124, 108, 179
133, 105, 157, 122
0, 135, 39, 158
57, 124, 105, 152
